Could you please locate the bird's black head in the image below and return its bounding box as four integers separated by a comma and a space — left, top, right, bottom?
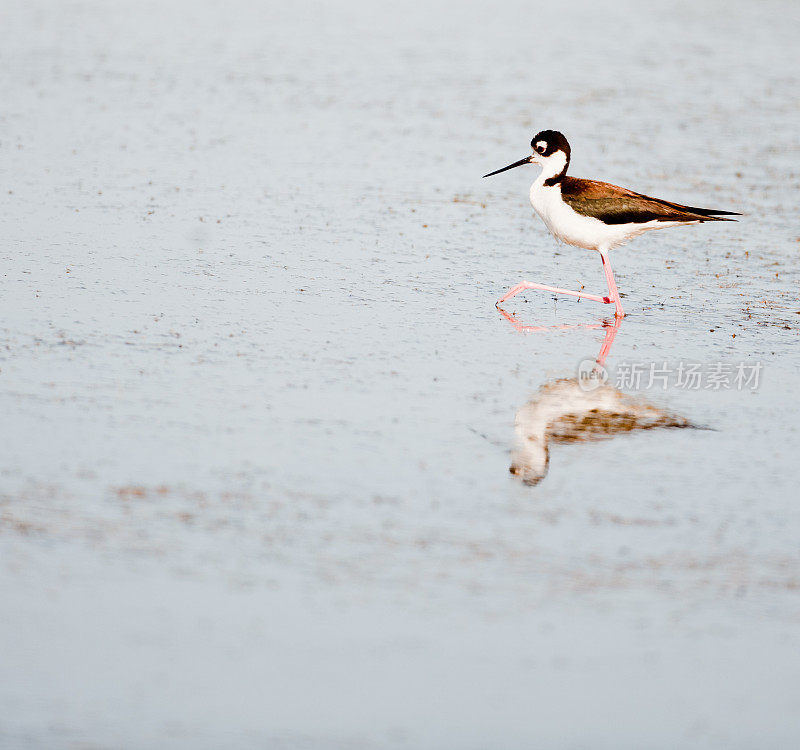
530, 130, 571, 161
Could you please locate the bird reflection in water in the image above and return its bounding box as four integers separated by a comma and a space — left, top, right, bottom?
499, 309, 693, 486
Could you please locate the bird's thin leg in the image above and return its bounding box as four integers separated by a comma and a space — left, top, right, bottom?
599, 251, 625, 318
496, 280, 611, 308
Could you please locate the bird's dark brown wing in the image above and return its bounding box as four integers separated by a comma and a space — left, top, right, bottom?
560, 177, 740, 225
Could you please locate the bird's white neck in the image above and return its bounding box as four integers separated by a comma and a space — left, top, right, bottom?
533, 151, 569, 189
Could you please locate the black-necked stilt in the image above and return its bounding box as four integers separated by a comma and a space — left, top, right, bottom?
484, 130, 739, 317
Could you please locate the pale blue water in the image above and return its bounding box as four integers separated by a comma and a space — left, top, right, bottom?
1, 0, 799, 747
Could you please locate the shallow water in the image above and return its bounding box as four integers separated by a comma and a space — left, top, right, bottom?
1, 0, 800, 747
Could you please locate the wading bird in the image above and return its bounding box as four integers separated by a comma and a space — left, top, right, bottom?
484, 130, 738, 317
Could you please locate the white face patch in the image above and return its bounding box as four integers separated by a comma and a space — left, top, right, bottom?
535, 141, 547, 153
538, 149, 567, 181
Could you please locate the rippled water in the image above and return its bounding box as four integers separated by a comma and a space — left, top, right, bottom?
1, 0, 799, 747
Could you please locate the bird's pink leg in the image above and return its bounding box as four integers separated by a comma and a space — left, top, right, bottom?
600, 251, 625, 318
496, 281, 611, 307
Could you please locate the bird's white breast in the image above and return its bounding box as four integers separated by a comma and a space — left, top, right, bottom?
529, 182, 605, 250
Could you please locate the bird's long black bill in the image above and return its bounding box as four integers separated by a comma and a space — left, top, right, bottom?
483, 156, 532, 178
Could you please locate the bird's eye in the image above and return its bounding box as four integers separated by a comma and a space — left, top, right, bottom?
535, 141, 547, 154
